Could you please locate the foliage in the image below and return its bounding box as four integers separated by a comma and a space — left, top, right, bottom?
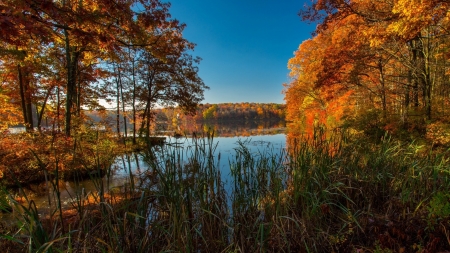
426, 121, 450, 146
285, 0, 450, 143
0, 129, 118, 187
0, 0, 207, 137
156, 102, 286, 123
202, 104, 218, 120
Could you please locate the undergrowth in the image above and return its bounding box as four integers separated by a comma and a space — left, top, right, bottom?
1, 129, 450, 252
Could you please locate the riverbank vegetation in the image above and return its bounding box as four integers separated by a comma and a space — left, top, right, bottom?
0, 129, 120, 188
1, 129, 450, 252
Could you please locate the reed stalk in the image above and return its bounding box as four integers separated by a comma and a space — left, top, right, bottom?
1, 129, 450, 252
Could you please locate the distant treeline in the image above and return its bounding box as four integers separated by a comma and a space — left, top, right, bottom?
154, 103, 286, 122
71, 103, 285, 134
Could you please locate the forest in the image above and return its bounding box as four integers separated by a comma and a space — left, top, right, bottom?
1, 0, 450, 252
76, 103, 286, 138
0, 0, 207, 140
284, 0, 450, 144
154, 102, 286, 122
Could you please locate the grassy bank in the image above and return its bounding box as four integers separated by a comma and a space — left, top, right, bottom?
1, 130, 450, 252
0, 129, 122, 187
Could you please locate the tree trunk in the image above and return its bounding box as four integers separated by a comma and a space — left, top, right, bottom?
416, 32, 432, 121
410, 38, 420, 108
378, 59, 387, 120
140, 102, 150, 138
76, 71, 81, 116
423, 32, 432, 120
405, 70, 411, 109
37, 88, 51, 131
119, 65, 128, 139
403, 69, 411, 127
115, 65, 121, 137
56, 85, 61, 132
130, 48, 137, 144
24, 72, 33, 131
64, 28, 80, 136
146, 101, 151, 138
64, 28, 73, 136
17, 64, 29, 129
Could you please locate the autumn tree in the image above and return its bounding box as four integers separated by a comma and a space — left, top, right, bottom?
1, 0, 208, 137
286, 0, 450, 137
115, 26, 207, 138
203, 104, 218, 120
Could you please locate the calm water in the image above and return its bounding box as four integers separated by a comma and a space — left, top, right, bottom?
1, 122, 286, 219
115, 133, 286, 193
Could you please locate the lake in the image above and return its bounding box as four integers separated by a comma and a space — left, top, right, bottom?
1, 120, 287, 218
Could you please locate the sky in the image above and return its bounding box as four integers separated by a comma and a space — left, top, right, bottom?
166, 0, 316, 104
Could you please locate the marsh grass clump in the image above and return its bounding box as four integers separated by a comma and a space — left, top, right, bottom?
1, 129, 450, 252
277, 128, 450, 252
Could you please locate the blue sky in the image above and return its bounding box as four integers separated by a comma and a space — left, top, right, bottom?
167, 0, 315, 104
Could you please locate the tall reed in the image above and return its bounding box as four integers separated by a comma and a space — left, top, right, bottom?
1, 128, 450, 252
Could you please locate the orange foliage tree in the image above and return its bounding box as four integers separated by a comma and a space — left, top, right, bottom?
286, 0, 450, 138
1, 0, 207, 137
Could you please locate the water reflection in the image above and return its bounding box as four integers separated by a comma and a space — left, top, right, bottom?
153, 119, 286, 137
1, 122, 287, 220
0, 154, 145, 223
